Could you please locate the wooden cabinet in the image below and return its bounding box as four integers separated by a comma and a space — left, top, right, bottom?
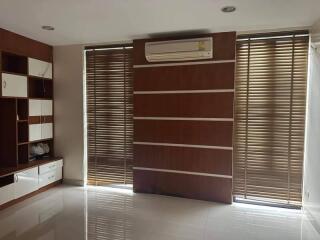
0, 28, 59, 210
28, 58, 52, 79
1, 73, 27, 97
29, 99, 53, 141
14, 167, 39, 199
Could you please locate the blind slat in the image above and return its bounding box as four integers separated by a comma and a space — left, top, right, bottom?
233, 33, 309, 206
86, 46, 133, 186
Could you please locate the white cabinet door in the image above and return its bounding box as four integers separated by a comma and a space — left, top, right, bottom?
39, 167, 62, 189
38, 171, 56, 189
14, 167, 39, 199
1, 73, 28, 97
29, 99, 42, 116
0, 183, 15, 205
28, 58, 52, 79
29, 124, 42, 141
41, 100, 53, 116
41, 123, 53, 139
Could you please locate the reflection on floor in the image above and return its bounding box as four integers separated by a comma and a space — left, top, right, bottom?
0, 185, 319, 240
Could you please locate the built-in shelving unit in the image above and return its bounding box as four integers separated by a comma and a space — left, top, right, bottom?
0, 27, 62, 210
0, 27, 56, 171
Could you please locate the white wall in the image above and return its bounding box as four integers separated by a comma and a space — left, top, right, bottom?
303, 34, 320, 231
53, 45, 85, 185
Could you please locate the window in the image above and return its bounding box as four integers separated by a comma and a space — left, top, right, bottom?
85, 45, 133, 186
234, 31, 309, 206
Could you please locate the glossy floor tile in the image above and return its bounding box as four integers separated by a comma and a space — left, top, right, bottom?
0, 185, 319, 240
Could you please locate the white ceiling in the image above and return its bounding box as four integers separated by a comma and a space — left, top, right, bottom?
0, 0, 319, 46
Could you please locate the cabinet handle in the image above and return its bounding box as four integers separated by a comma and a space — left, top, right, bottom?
15, 175, 19, 183
3, 80, 6, 89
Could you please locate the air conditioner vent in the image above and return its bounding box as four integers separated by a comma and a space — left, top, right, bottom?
145, 37, 213, 62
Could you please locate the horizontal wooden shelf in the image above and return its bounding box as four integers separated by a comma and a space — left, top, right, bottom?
15, 138, 53, 145
1, 71, 28, 77
29, 138, 53, 144
28, 75, 52, 81
0, 96, 28, 100
28, 97, 53, 100
0, 157, 62, 178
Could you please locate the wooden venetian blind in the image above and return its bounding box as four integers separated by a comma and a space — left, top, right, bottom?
234, 32, 309, 205
86, 45, 133, 186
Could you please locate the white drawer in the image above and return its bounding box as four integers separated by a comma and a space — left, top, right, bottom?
0, 183, 15, 205
39, 162, 57, 175
38, 167, 62, 188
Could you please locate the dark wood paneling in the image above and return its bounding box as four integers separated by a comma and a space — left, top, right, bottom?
0, 28, 52, 62
134, 120, 233, 147
212, 32, 236, 61
134, 92, 234, 118
0, 99, 17, 167
134, 144, 232, 175
133, 31, 236, 203
134, 62, 235, 91
133, 32, 236, 65
29, 116, 53, 124
134, 170, 232, 203
28, 116, 41, 124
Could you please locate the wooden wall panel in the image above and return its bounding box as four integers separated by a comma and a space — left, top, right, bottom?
134, 62, 235, 91
133, 32, 236, 203
0, 28, 52, 62
134, 145, 232, 175
134, 120, 233, 147
134, 93, 234, 118
134, 170, 232, 203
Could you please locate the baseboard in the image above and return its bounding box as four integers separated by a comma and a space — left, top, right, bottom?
304, 207, 320, 235
63, 178, 84, 186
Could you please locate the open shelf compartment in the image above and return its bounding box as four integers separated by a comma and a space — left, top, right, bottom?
1, 52, 28, 75
29, 77, 53, 99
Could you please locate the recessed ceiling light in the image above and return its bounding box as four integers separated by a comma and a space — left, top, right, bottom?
42, 25, 55, 31
221, 6, 236, 13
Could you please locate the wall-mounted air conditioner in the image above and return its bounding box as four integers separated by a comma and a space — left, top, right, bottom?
145, 37, 213, 62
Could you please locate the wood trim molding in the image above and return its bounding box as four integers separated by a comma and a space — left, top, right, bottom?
133, 167, 232, 178
134, 89, 234, 94
134, 142, 233, 150
133, 117, 233, 121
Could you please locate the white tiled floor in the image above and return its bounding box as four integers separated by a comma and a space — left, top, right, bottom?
0, 185, 319, 240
